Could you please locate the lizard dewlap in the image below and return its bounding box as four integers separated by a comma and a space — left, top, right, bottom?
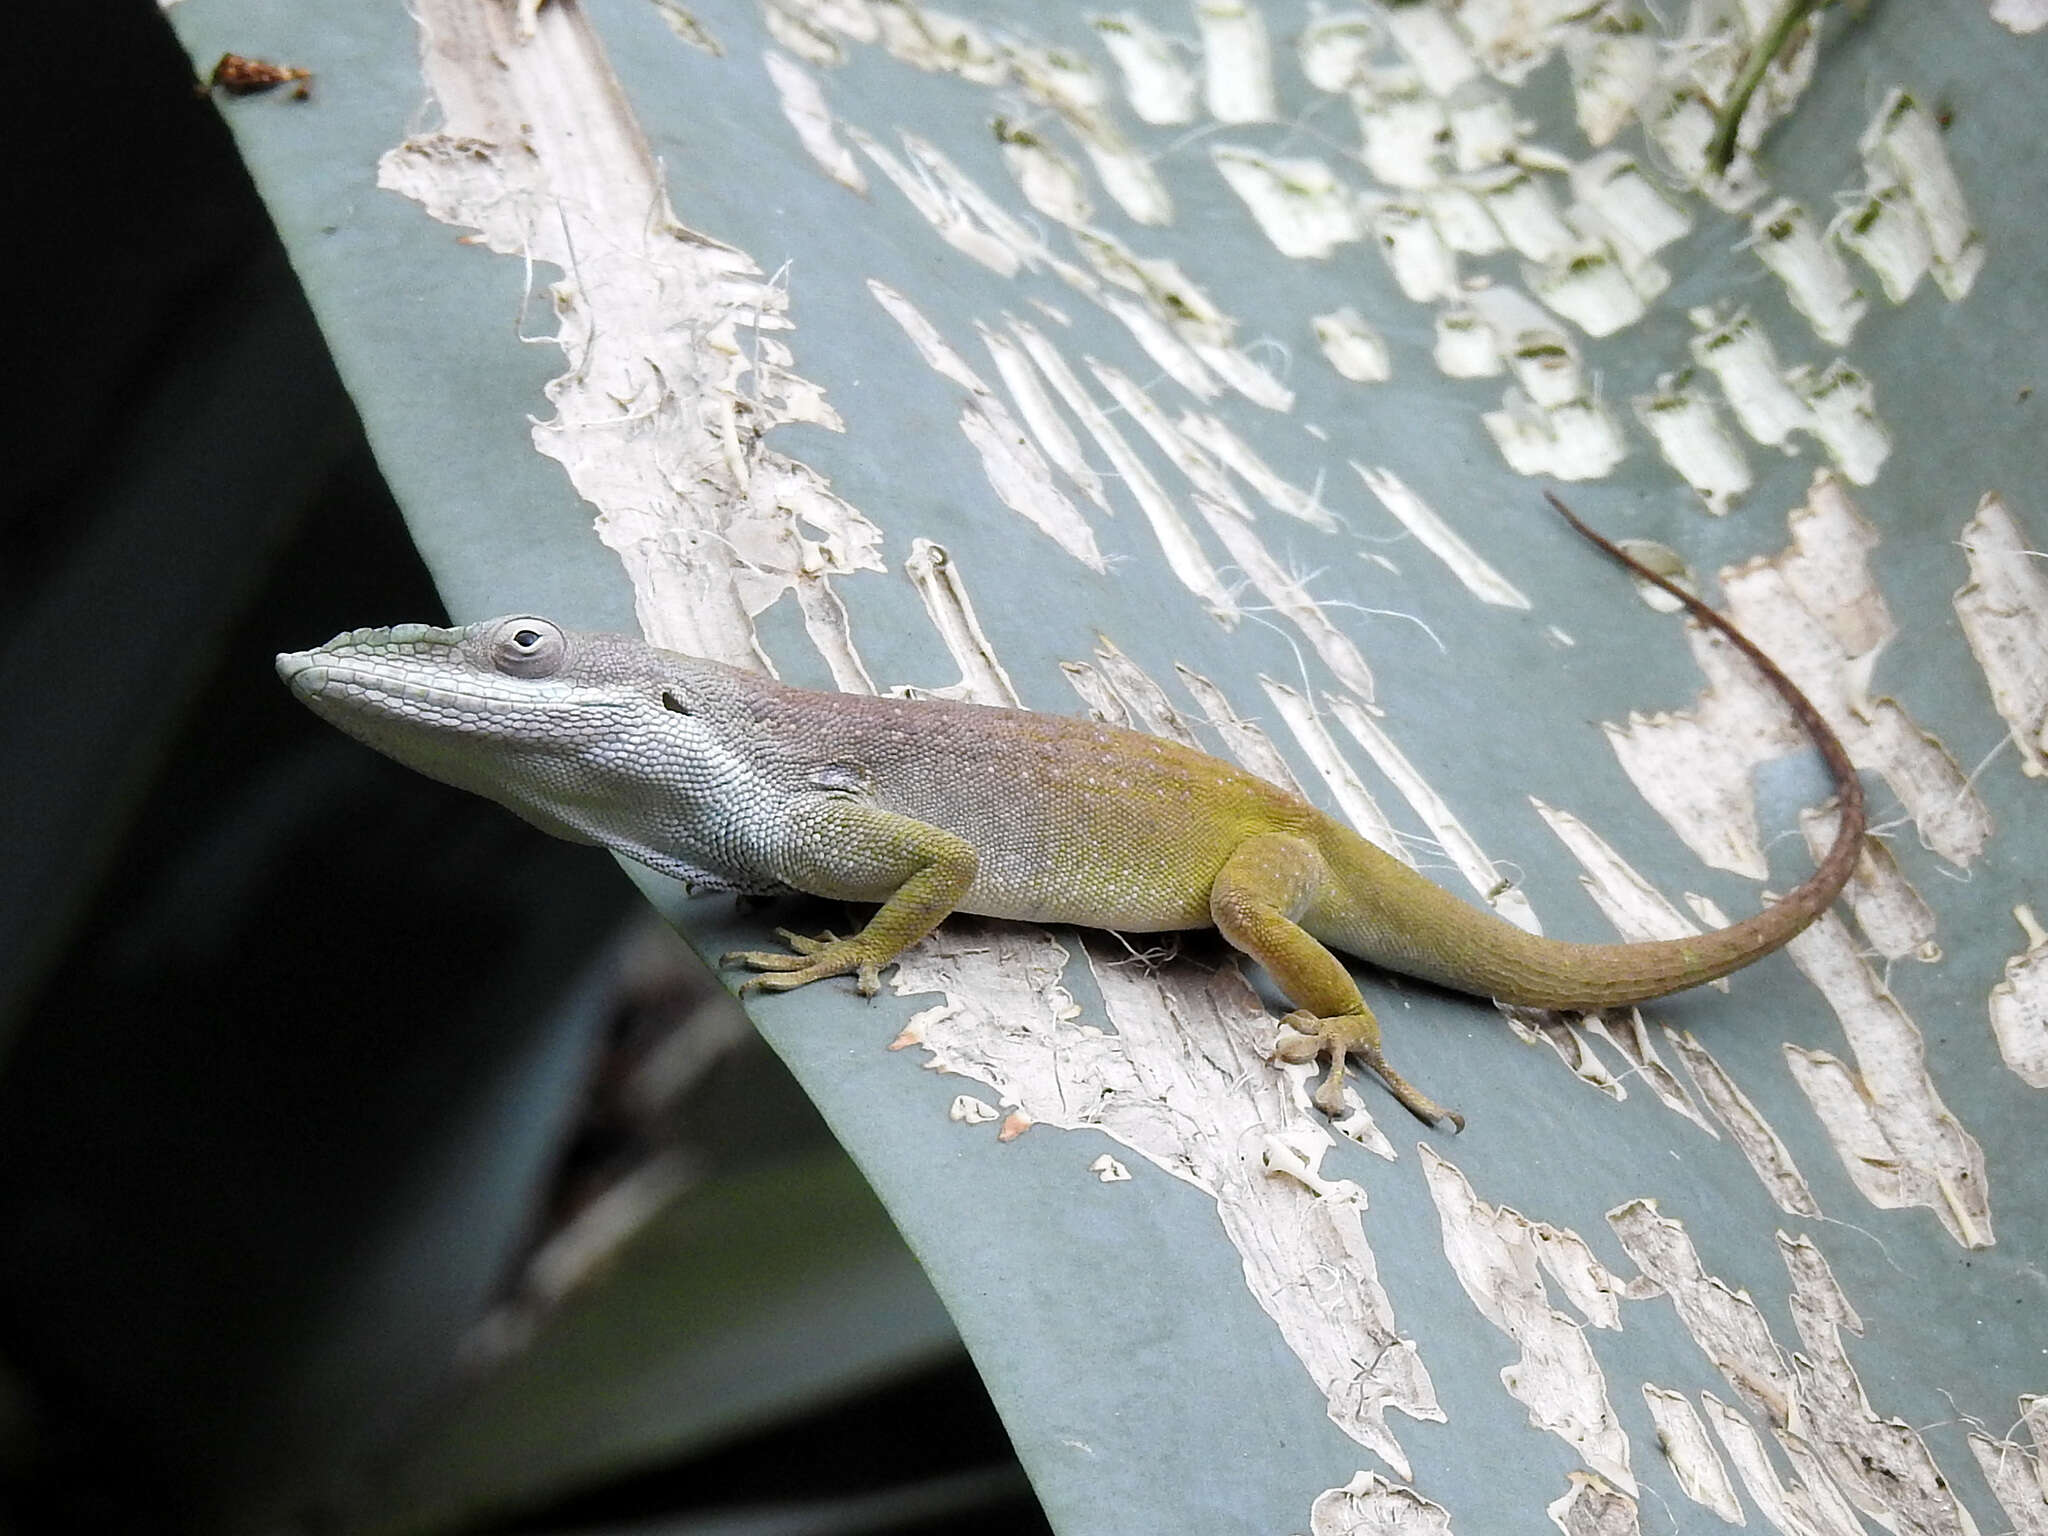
279, 499, 1864, 1130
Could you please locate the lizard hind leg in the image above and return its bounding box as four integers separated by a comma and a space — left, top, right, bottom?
1212, 832, 1464, 1131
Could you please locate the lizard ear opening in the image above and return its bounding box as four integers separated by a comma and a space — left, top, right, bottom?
491, 617, 568, 678
661, 690, 693, 716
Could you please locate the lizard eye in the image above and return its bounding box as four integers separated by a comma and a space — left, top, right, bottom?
491, 616, 567, 677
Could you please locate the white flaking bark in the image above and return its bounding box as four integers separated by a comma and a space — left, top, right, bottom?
1419, 1147, 1637, 1492
1314, 308, 1395, 384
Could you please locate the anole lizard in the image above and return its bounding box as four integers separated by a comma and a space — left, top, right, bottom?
278, 496, 1863, 1129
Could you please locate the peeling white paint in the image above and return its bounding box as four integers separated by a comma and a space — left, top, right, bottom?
893, 926, 1446, 1472
1421, 1148, 1637, 1494
950, 1093, 1000, 1125
1608, 1200, 1794, 1427
1433, 305, 1503, 377
1382, 4, 1478, 96
1547, 1472, 1640, 1536
379, 0, 880, 674
1689, 308, 1814, 450
1003, 322, 1237, 619
1990, 906, 2048, 1088
1260, 679, 1407, 860
1633, 376, 1752, 513
1992, 0, 2048, 29
1702, 1393, 1867, 1536
1499, 1006, 1624, 1099
1090, 12, 1197, 126
1372, 201, 1461, 302
1088, 1152, 1132, 1182
1833, 182, 1932, 305
1482, 390, 1627, 481
1176, 411, 1340, 531
1194, 0, 1276, 123
1641, 1385, 1744, 1523
1783, 911, 1992, 1249
1800, 804, 1938, 964
1954, 493, 2048, 778
868, 280, 1103, 571
1331, 697, 1541, 933
1748, 199, 1866, 347
1667, 1028, 1822, 1219
992, 119, 1091, 228
1527, 800, 1720, 966
1580, 1010, 1717, 1133
764, 50, 866, 192
1967, 1417, 2048, 1535
1446, 88, 1519, 171
1308, 1471, 1454, 1536
1861, 90, 1983, 300
1777, 1231, 1987, 1535
850, 126, 1022, 274
1528, 243, 1650, 337
1352, 463, 1531, 608
1298, 11, 1377, 94
1423, 182, 1504, 255
1211, 146, 1363, 259
976, 320, 1107, 510
1356, 77, 1451, 190
1175, 665, 1308, 797
899, 539, 1020, 707
1471, 165, 1574, 261
1194, 499, 1378, 702
1789, 360, 1889, 486
1314, 307, 1393, 383
1570, 152, 1690, 257
1565, 25, 1657, 148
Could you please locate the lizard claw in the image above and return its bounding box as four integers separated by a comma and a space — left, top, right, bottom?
1275, 1010, 1462, 1131
723, 929, 888, 997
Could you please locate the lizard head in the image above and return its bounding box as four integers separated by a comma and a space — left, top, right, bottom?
276, 616, 762, 861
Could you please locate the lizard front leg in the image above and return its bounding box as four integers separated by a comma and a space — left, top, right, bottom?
1211, 831, 1463, 1130
722, 797, 978, 997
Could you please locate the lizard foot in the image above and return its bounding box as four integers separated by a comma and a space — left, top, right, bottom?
1275, 1010, 1464, 1132
722, 929, 886, 996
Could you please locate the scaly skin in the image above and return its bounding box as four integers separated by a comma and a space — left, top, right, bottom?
276, 499, 1864, 1129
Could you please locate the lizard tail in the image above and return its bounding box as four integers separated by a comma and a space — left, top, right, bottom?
1307, 494, 1864, 1011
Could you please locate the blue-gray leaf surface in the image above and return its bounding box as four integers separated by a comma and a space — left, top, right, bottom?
168, 2, 2048, 1532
